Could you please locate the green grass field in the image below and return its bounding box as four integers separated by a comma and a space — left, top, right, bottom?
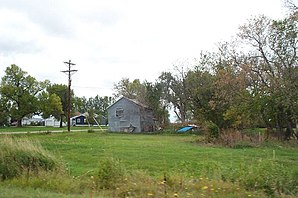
1, 130, 297, 197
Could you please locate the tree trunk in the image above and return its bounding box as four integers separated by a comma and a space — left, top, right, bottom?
59, 115, 63, 128
285, 127, 292, 140
285, 118, 294, 141
174, 109, 185, 123
17, 119, 22, 127
276, 120, 283, 141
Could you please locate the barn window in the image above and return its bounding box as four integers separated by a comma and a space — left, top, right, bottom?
116, 108, 124, 118
76, 118, 81, 123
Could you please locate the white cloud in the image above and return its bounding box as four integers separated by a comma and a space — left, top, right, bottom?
0, 0, 287, 97
0, 9, 43, 54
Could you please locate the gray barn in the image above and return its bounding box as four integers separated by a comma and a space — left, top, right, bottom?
107, 97, 155, 132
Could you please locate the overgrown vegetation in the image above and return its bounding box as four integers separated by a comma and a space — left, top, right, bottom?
0, 137, 61, 180
94, 157, 126, 189
0, 131, 297, 197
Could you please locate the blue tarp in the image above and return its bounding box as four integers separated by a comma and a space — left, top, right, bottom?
177, 126, 195, 133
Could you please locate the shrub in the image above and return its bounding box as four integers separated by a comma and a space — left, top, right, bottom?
94, 157, 126, 189
87, 129, 95, 133
222, 160, 298, 196
232, 141, 254, 149
211, 129, 258, 148
203, 121, 220, 141
0, 137, 60, 180
5, 172, 88, 195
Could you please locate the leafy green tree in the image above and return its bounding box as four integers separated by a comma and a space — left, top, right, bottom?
144, 81, 169, 127
185, 69, 216, 125
73, 95, 112, 125
0, 64, 48, 127
86, 95, 112, 125
158, 67, 190, 123
0, 95, 9, 126
213, 65, 254, 129
46, 84, 70, 128
113, 78, 147, 103
238, 14, 298, 139
73, 96, 88, 113
39, 92, 63, 120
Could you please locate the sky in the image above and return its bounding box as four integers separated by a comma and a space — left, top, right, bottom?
0, 0, 290, 98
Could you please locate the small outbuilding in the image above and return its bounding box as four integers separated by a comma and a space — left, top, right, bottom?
45, 116, 66, 127
71, 114, 88, 126
107, 97, 156, 132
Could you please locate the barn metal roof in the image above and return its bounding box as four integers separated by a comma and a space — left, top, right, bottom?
107, 96, 151, 110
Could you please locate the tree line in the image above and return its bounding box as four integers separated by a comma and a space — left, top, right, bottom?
0, 1, 297, 141
113, 3, 298, 140
0, 64, 112, 127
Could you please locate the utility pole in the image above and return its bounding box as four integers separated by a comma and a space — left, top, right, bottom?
61, 60, 78, 132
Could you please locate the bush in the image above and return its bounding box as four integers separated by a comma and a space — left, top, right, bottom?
209, 129, 259, 148
87, 129, 95, 133
5, 172, 88, 195
232, 142, 254, 149
0, 137, 60, 180
94, 157, 126, 189
222, 160, 298, 196
203, 121, 220, 141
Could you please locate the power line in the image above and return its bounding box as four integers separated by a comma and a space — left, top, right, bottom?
61, 60, 78, 132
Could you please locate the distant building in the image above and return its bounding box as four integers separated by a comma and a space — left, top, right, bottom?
22, 116, 44, 126
107, 97, 156, 132
44, 116, 66, 127
71, 114, 88, 126
21, 116, 66, 127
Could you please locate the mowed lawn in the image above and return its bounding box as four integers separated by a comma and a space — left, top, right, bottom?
12, 131, 298, 178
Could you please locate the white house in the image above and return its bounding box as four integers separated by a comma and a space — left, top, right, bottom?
21, 116, 44, 126
44, 116, 66, 127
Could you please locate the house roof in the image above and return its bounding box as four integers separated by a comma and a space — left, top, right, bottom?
107, 96, 151, 110
71, 114, 86, 119
71, 112, 99, 119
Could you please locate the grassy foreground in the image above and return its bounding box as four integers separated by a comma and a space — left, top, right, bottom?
0, 131, 297, 197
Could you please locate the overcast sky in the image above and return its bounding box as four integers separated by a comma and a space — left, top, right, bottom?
0, 0, 289, 97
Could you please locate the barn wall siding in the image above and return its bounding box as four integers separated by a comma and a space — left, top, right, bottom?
107, 97, 155, 132
108, 98, 141, 132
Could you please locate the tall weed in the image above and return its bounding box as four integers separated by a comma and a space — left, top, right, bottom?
94, 157, 126, 189
221, 160, 298, 196
0, 136, 61, 180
